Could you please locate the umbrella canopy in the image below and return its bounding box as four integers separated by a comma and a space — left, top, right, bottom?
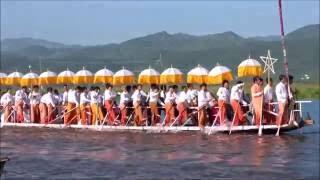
21, 72, 39, 87
39, 70, 57, 86
6, 71, 23, 86
160, 66, 184, 84
138, 67, 160, 85
94, 67, 114, 84
113, 68, 135, 85
57, 69, 75, 84
238, 58, 262, 77
0, 72, 7, 86
187, 64, 208, 84
74, 68, 93, 84
207, 64, 233, 85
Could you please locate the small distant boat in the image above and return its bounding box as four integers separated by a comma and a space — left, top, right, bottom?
0, 157, 9, 177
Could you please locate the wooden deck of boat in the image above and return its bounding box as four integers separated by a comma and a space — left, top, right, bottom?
0, 122, 300, 134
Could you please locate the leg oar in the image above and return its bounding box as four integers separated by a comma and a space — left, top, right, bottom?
258, 98, 264, 136
229, 105, 239, 135
125, 111, 135, 126
47, 106, 77, 124
98, 112, 109, 130
208, 108, 220, 135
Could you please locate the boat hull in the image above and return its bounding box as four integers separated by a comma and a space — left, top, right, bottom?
0, 122, 303, 134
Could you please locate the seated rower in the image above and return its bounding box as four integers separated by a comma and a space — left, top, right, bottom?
176, 86, 188, 125
230, 81, 247, 126
251, 76, 264, 126
164, 85, 177, 126
216, 80, 230, 125
197, 83, 212, 128
29, 85, 41, 123
0, 88, 14, 122
275, 75, 289, 128
119, 85, 131, 126
40, 87, 56, 124
104, 83, 117, 125
80, 87, 91, 125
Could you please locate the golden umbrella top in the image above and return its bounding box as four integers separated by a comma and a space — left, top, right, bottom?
57, 68, 75, 84
6, 71, 23, 86
207, 64, 233, 85
160, 66, 184, 84
21, 72, 39, 87
39, 70, 57, 86
138, 66, 160, 85
238, 58, 262, 77
74, 67, 93, 84
94, 67, 114, 84
187, 64, 208, 84
113, 67, 135, 85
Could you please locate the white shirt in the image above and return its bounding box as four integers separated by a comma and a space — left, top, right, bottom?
164, 91, 177, 104
67, 90, 80, 106
53, 94, 62, 105
40, 92, 56, 107
216, 87, 230, 102
230, 84, 246, 105
29, 91, 41, 105
148, 90, 159, 103
120, 91, 131, 105
62, 91, 68, 105
131, 90, 147, 104
80, 92, 90, 105
275, 82, 288, 103
264, 85, 274, 102
89, 91, 99, 104
177, 91, 188, 104
15, 89, 28, 103
1, 92, 14, 106
104, 89, 116, 101
197, 90, 212, 107
186, 89, 197, 104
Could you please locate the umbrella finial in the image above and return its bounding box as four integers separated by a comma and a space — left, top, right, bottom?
216, 62, 220, 66
248, 54, 251, 59
82, 66, 85, 70
122, 66, 125, 70
149, 65, 151, 69
170, 64, 173, 68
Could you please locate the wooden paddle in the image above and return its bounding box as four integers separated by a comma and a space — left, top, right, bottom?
258, 97, 264, 136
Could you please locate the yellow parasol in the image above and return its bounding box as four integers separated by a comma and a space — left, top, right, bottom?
39, 70, 57, 86
57, 68, 75, 84
0, 72, 7, 86
138, 66, 160, 85
74, 67, 94, 84
238, 58, 262, 77
94, 67, 114, 84
113, 67, 135, 85
160, 66, 184, 84
187, 64, 208, 84
6, 71, 23, 86
207, 64, 233, 85
21, 72, 39, 87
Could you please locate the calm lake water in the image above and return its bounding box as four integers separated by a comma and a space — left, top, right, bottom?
1, 101, 319, 179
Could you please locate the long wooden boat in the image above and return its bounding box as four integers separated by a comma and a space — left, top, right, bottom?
0, 120, 311, 134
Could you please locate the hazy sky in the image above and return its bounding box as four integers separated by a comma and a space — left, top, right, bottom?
1, 1, 319, 45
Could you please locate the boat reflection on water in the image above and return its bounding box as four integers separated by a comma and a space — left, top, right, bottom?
0, 124, 318, 179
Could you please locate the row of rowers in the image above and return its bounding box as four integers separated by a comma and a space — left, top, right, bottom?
0, 74, 292, 127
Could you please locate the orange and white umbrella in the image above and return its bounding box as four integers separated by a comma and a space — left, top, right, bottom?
238, 58, 262, 77
160, 66, 184, 84
207, 64, 233, 85
21, 72, 39, 87
74, 67, 93, 84
187, 64, 208, 84
94, 67, 114, 84
113, 67, 135, 85
39, 70, 57, 86
0, 72, 7, 86
138, 67, 160, 85
6, 71, 23, 86
57, 68, 75, 84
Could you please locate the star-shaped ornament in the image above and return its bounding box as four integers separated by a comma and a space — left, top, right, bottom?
260, 50, 278, 74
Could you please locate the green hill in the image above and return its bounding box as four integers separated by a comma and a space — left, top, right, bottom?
1, 24, 319, 83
